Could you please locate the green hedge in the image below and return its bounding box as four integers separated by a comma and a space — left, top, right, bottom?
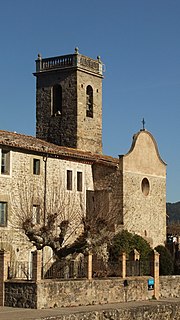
155, 245, 174, 275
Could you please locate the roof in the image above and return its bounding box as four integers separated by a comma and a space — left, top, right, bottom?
0, 130, 118, 167
119, 129, 166, 166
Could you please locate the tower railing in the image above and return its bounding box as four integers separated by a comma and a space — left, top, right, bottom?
41, 54, 74, 71
36, 52, 103, 75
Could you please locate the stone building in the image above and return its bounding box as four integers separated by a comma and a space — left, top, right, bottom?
35, 48, 103, 154
0, 49, 166, 265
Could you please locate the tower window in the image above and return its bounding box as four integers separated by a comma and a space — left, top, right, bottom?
33, 159, 40, 175
77, 171, 83, 192
52, 84, 62, 116
86, 85, 93, 118
67, 170, 72, 190
0, 202, 7, 226
1, 149, 10, 175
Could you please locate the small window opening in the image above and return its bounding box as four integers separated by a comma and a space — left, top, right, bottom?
0, 202, 7, 226
52, 84, 62, 116
33, 159, 40, 175
1, 149, 10, 175
86, 85, 93, 118
77, 171, 82, 192
141, 178, 150, 196
67, 170, 72, 190
32, 205, 40, 224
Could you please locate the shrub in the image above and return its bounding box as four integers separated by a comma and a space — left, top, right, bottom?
154, 245, 174, 275
109, 230, 151, 265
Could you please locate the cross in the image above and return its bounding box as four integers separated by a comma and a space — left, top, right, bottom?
142, 118, 145, 130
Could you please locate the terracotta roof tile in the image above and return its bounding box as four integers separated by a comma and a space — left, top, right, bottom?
0, 130, 118, 166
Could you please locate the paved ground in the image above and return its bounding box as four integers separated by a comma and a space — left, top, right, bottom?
0, 298, 180, 320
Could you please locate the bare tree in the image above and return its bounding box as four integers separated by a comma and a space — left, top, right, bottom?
12, 178, 119, 260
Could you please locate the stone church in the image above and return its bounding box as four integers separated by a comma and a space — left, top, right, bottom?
0, 49, 166, 264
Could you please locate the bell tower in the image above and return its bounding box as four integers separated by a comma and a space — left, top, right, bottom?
34, 48, 103, 154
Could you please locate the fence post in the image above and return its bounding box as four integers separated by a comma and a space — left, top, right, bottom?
0, 250, 10, 306
87, 252, 92, 280
120, 252, 126, 278
32, 250, 42, 282
150, 250, 160, 300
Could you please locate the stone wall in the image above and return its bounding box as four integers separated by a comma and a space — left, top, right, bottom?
92, 163, 123, 225
77, 68, 102, 154
5, 281, 37, 308
5, 276, 180, 311
160, 276, 180, 298
33, 302, 180, 320
36, 70, 78, 148
5, 277, 153, 309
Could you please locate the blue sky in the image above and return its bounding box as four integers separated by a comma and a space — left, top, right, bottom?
0, 0, 179, 203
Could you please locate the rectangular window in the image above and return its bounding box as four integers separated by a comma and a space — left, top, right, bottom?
77, 171, 82, 191
1, 149, 10, 175
33, 159, 40, 175
32, 205, 40, 224
67, 170, 72, 190
0, 202, 7, 226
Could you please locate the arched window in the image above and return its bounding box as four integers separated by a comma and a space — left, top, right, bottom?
52, 84, 62, 116
86, 85, 93, 118
141, 178, 150, 196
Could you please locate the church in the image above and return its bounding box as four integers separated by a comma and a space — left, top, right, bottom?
0, 49, 166, 264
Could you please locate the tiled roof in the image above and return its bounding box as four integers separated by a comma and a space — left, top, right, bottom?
0, 130, 118, 166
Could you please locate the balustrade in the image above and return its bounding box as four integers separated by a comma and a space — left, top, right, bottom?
36, 53, 102, 74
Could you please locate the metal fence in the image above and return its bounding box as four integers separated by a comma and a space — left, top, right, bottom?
43, 255, 88, 279
92, 255, 122, 278
126, 259, 152, 277
7, 256, 153, 281
7, 261, 32, 280
43, 257, 151, 279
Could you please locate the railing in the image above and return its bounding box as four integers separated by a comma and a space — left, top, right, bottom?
126, 260, 152, 277
8, 261, 32, 280
41, 55, 74, 71
92, 255, 122, 278
79, 55, 100, 73
36, 53, 103, 75
43, 255, 88, 279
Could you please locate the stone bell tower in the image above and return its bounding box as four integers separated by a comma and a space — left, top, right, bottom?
34, 48, 103, 154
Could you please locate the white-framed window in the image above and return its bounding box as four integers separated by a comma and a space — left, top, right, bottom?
32, 205, 40, 224
1, 149, 11, 175
0, 202, 7, 226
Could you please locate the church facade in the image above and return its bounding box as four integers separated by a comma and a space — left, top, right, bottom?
0, 49, 166, 264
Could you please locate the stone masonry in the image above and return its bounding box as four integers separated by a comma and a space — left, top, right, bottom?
119, 130, 166, 248
34, 50, 103, 154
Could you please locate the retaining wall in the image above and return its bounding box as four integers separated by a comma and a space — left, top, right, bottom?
5, 277, 153, 309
